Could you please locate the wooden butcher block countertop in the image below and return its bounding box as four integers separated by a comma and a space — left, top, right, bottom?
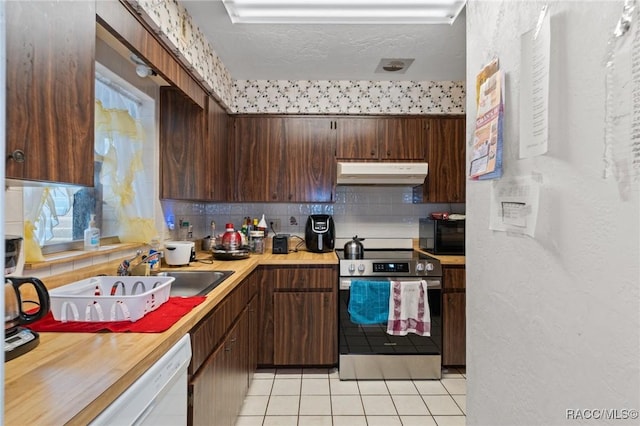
4, 249, 338, 426
413, 241, 466, 266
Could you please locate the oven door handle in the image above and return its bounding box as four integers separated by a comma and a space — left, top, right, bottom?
340, 278, 441, 291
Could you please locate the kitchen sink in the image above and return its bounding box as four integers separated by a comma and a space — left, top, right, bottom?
156, 270, 234, 297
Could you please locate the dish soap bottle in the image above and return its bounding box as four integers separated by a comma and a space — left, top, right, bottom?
84, 214, 100, 251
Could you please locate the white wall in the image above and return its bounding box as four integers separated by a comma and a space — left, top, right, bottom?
466, 1, 639, 425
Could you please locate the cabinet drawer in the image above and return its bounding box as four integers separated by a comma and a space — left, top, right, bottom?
190, 300, 227, 375
273, 267, 337, 291
190, 280, 251, 374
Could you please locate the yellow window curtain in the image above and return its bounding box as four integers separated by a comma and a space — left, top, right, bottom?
23, 187, 75, 262
95, 77, 157, 243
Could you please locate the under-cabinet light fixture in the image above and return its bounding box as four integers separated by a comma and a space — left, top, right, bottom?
130, 53, 157, 79
221, 0, 466, 25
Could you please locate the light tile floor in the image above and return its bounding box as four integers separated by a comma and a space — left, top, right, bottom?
236, 367, 466, 426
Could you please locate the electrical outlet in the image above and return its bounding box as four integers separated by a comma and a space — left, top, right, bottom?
269, 219, 281, 233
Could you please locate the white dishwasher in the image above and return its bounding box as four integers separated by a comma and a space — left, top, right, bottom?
90, 334, 192, 426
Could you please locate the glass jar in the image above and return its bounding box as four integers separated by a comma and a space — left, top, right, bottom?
249, 230, 264, 254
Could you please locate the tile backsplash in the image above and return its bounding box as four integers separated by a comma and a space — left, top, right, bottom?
4, 185, 464, 280
161, 186, 465, 242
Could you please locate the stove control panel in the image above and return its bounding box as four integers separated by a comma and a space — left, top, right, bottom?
373, 262, 409, 273
340, 260, 440, 277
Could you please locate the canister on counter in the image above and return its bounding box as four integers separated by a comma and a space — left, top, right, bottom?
250, 230, 264, 254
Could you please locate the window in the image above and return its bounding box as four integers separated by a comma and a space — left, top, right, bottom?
23, 62, 158, 250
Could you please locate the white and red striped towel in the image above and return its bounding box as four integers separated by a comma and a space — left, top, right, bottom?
387, 280, 431, 336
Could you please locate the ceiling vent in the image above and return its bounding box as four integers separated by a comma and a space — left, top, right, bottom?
375, 58, 415, 74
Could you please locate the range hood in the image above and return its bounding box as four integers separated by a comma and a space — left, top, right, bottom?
336, 162, 428, 185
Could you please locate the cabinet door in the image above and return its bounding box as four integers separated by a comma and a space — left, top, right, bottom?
190, 312, 248, 426
190, 341, 227, 426
160, 87, 207, 200
228, 310, 250, 422
378, 117, 427, 160
284, 117, 336, 202
245, 270, 259, 378
443, 267, 466, 291
426, 116, 466, 203
257, 268, 275, 365
273, 291, 337, 365
208, 96, 232, 201
442, 292, 466, 366
335, 117, 379, 160
233, 116, 285, 201
248, 296, 259, 381
6, 1, 95, 185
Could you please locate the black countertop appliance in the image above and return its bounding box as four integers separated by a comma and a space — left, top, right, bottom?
305, 214, 335, 253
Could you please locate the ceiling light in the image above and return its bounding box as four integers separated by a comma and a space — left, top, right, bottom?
221, 1, 466, 25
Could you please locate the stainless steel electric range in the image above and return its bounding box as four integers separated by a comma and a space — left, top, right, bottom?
336, 239, 442, 380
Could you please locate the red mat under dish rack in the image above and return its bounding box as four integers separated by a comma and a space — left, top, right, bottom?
29, 296, 206, 333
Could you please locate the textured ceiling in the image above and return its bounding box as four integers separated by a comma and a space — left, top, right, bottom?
180, 1, 466, 81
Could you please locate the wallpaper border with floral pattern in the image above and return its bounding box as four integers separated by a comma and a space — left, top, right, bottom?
133, 0, 466, 115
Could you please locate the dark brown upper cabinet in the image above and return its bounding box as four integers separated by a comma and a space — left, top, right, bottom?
159, 87, 208, 200
207, 96, 232, 201
6, 1, 95, 185
378, 117, 427, 160
232, 116, 335, 202
335, 117, 379, 160
283, 117, 336, 202
336, 117, 426, 161
422, 116, 466, 203
232, 116, 285, 202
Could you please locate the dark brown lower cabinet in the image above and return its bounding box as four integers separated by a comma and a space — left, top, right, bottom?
258, 265, 338, 367
188, 274, 257, 426
442, 267, 466, 366
257, 268, 275, 366
273, 291, 337, 365
247, 296, 259, 383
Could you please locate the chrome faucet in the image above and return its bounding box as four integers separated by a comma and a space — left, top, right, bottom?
117, 250, 142, 276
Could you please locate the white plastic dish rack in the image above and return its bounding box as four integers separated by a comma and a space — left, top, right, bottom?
49, 276, 175, 322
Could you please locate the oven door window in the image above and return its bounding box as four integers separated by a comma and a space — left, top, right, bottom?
339, 286, 441, 356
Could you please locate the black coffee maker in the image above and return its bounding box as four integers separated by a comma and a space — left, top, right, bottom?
305, 215, 335, 253
5, 235, 50, 361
